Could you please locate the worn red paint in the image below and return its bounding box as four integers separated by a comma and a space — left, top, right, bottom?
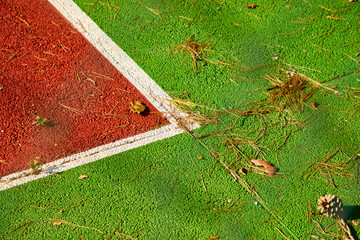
0, 0, 169, 176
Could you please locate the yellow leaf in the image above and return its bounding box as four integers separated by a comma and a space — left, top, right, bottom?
130, 100, 146, 114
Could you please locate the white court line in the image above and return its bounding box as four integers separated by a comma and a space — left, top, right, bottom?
0, 0, 199, 191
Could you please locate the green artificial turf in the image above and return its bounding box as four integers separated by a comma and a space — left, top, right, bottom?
2, 0, 360, 239
1, 134, 278, 239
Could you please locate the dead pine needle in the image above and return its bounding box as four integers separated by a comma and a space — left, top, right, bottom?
200, 173, 208, 193
131, 227, 146, 234
302, 150, 356, 188
326, 16, 341, 21
319, 6, 336, 13
274, 30, 302, 37
260, 211, 283, 224
277, 133, 290, 153
11, 221, 33, 232
311, 44, 329, 54
57, 40, 69, 52
43, 51, 57, 57
291, 21, 309, 24
231, 22, 247, 27
260, 207, 278, 215
228, 195, 241, 209
108, 218, 122, 240
134, 16, 146, 32
49, 218, 104, 234
171, 35, 212, 73
0, 159, 7, 164
91, 71, 114, 80
210, 149, 219, 158
209, 158, 218, 177
18, 17, 30, 27
34, 55, 48, 61
130, 164, 147, 181
275, 226, 291, 240
232, 214, 245, 225
189, 231, 197, 240
343, 40, 360, 47
297, 72, 339, 95
76, 71, 82, 83
58, 102, 83, 115
60, 195, 85, 213
266, 69, 318, 112
311, 27, 334, 40
8, 53, 18, 61
145, 6, 162, 19
188, 152, 198, 167
246, 12, 260, 19
30, 201, 55, 210
188, 133, 299, 240
76, 231, 85, 240
170, 174, 179, 191
340, 25, 352, 33
115, 231, 138, 240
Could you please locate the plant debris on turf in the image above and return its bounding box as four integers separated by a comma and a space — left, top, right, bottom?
170, 60, 360, 239
1, 0, 360, 239
171, 34, 212, 73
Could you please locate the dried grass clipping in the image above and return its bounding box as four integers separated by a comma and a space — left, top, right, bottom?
246, 4, 258, 9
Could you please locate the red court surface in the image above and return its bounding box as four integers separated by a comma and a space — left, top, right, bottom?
0, 0, 169, 177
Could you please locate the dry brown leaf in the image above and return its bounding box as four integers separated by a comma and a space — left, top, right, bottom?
53, 221, 62, 226
246, 4, 258, 9
251, 159, 277, 176
78, 175, 88, 179
251, 159, 270, 167
352, 220, 359, 226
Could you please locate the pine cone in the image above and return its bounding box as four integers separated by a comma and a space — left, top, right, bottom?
317, 194, 344, 219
